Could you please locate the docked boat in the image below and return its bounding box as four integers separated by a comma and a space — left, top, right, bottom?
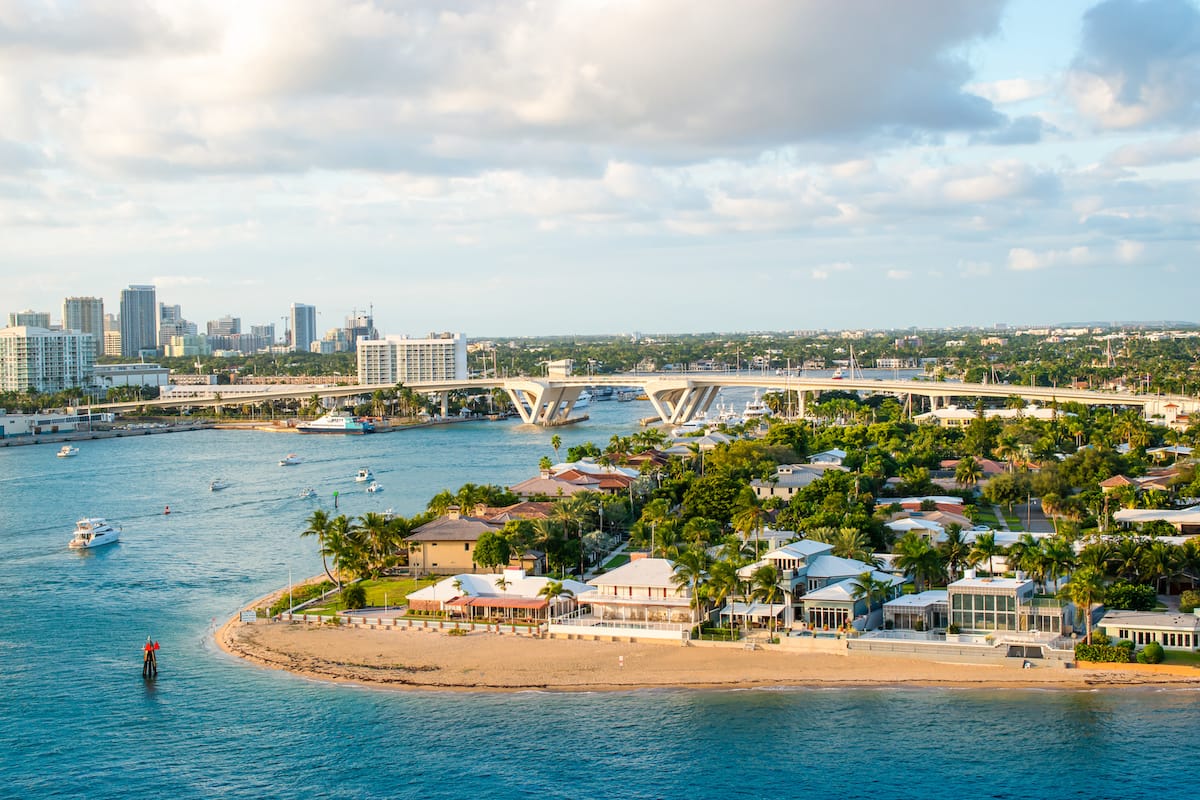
296, 412, 375, 435
366, 481, 384, 493
590, 387, 615, 401
279, 453, 301, 466
298, 487, 317, 499
355, 468, 374, 483
69, 518, 120, 549
573, 391, 592, 409
743, 391, 773, 420
210, 478, 230, 491
616, 389, 638, 402
57, 445, 80, 458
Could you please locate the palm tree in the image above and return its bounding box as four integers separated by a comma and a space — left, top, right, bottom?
671, 548, 713, 627
848, 570, 893, 631
1042, 537, 1077, 593
894, 532, 942, 592
731, 494, 768, 556
1077, 542, 1115, 576
537, 580, 575, 627
1061, 566, 1106, 644
749, 564, 782, 640
939, 524, 970, 583
551, 434, 562, 461
830, 527, 874, 563
1113, 537, 1145, 582
969, 531, 1001, 577
707, 559, 743, 638
1141, 541, 1180, 595
494, 575, 511, 592
354, 511, 397, 578
955, 457, 983, 489
995, 434, 1021, 473
300, 509, 337, 585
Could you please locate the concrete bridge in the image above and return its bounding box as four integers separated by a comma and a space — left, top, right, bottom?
90, 373, 1197, 427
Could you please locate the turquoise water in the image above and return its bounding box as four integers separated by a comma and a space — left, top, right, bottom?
1, 392, 1196, 799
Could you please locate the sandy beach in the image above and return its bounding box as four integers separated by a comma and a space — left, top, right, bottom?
216, 616, 1200, 692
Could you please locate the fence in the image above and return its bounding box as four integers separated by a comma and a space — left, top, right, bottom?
279, 612, 542, 635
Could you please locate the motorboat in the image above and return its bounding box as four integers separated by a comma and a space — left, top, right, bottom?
279, 453, 301, 466
296, 412, 375, 435
355, 468, 374, 483
57, 445, 80, 458
210, 478, 230, 491
298, 487, 317, 499
616, 389, 638, 402
831, 367, 845, 380
366, 481, 384, 493
69, 518, 121, 549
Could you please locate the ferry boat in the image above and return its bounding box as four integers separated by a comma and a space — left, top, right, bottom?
210, 478, 230, 491
279, 454, 301, 466
69, 518, 121, 549
57, 445, 80, 458
296, 412, 375, 435
355, 468, 374, 483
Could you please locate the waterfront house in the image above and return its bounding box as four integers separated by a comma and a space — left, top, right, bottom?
1097, 609, 1200, 652
406, 508, 502, 576
574, 555, 698, 626
508, 470, 600, 499
883, 590, 949, 632
947, 574, 1068, 636
406, 568, 593, 623
799, 571, 905, 631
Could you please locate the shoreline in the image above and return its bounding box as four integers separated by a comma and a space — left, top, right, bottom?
215, 609, 1200, 694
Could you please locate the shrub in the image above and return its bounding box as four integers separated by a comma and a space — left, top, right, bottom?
1137, 641, 1165, 664
1180, 590, 1200, 614
912, 618, 924, 632
947, 623, 960, 635
1105, 582, 1157, 612
1116, 639, 1135, 651
268, 580, 334, 616
1075, 642, 1135, 663
447, 627, 468, 637
1090, 631, 1111, 647
341, 583, 367, 610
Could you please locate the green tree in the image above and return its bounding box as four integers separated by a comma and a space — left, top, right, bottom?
1060, 566, 1105, 644
300, 509, 338, 586
672, 548, 713, 625
969, 531, 1001, 577
848, 570, 893, 631
749, 563, 782, 640
474, 530, 513, 572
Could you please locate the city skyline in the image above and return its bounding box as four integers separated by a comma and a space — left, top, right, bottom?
2, 0, 1199, 334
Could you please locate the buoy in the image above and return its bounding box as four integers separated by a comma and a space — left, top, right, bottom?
142, 637, 160, 679
164, 505, 171, 515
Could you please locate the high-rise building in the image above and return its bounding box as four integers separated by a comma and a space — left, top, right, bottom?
103, 330, 122, 357
357, 332, 468, 385
0, 326, 96, 392
250, 323, 275, 345
344, 311, 377, 352
7, 310, 51, 329
119, 285, 157, 358
290, 303, 317, 353
207, 315, 241, 336
63, 297, 105, 357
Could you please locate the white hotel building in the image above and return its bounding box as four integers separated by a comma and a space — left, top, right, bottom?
0, 326, 96, 393
357, 332, 468, 384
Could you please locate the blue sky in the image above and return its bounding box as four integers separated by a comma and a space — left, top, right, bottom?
2, 0, 1199, 336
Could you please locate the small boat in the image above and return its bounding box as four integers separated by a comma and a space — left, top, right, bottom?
279, 454, 301, 466
210, 478, 229, 491
355, 468, 374, 483
616, 389, 638, 402
298, 487, 317, 499
831, 367, 844, 380
366, 481, 384, 493
69, 517, 121, 549
296, 412, 375, 435
57, 445, 80, 458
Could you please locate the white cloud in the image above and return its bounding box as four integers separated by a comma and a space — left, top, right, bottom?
886, 269, 911, 280
967, 78, 1051, 105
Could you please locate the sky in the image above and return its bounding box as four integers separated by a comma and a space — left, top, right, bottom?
2, 0, 1199, 337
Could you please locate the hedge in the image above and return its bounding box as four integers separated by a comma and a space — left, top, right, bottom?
1075, 642, 1135, 663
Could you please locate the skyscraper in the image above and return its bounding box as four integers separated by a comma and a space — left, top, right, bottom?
290, 303, 317, 353
120, 285, 157, 358
7, 309, 51, 328
63, 297, 105, 357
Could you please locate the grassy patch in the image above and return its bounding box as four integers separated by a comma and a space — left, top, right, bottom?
1163, 650, 1200, 667
603, 554, 631, 570
307, 576, 441, 614
1002, 512, 1023, 531
973, 508, 1000, 526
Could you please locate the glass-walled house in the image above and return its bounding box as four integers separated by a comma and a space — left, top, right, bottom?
948, 576, 1066, 635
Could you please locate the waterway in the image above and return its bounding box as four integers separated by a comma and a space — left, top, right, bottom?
0, 383, 1194, 798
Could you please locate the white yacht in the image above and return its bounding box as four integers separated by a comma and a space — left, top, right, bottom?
210, 478, 230, 491
355, 468, 374, 483
743, 391, 773, 419
69, 518, 121, 549
57, 445, 79, 458
366, 481, 384, 493
296, 412, 375, 435
279, 453, 301, 466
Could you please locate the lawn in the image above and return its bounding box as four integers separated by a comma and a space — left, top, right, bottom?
1163, 650, 1200, 667
306, 576, 441, 614
972, 507, 1000, 526
1003, 512, 1023, 531
603, 553, 630, 570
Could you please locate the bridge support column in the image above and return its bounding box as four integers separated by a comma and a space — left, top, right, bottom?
645, 381, 718, 425
440, 392, 449, 418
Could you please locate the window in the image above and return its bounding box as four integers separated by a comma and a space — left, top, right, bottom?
464, 543, 469, 551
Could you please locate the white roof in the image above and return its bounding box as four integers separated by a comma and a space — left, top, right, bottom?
886, 517, 944, 533
764, 539, 835, 561
884, 590, 948, 609
810, 449, 847, 461
805, 554, 878, 579
949, 576, 1034, 592
1098, 610, 1200, 631
407, 570, 594, 604
890, 496, 964, 507
721, 602, 786, 619
1114, 505, 1200, 524
589, 557, 681, 590
802, 572, 904, 602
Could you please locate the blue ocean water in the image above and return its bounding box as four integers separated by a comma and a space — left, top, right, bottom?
0, 390, 1195, 799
